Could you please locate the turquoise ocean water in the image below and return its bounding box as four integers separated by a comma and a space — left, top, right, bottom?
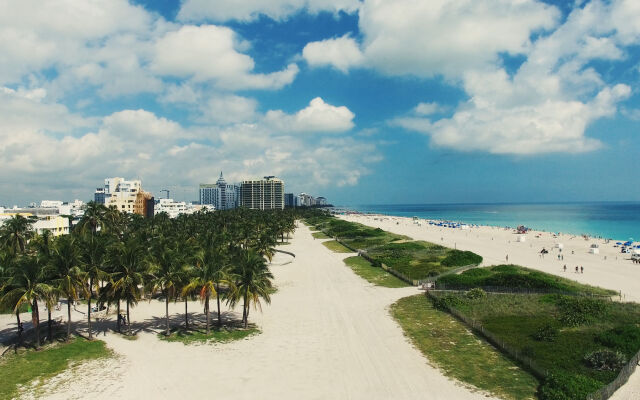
345, 202, 640, 241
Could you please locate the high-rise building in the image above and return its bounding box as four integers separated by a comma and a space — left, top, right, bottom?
199, 172, 239, 210
284, 193, 296, 207
240, 176, 284, 210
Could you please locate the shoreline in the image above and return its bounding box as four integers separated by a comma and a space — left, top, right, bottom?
337, 201, 640, 242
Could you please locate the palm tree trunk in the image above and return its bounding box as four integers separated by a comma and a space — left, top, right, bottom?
216, 283, 222, 327
126, 300, 130, 333
242, 289, 249, 328
205, 296, 210, 335
88, 278, 93, 340
117, 300, 121, 332
66, 299, 72, 342
48, 309, 53, 343
33, 299, 41, 348
184, 297, 188, 330
165, 293, 170, 336
16, 311, 22, 345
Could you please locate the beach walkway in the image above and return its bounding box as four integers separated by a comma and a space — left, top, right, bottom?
22, 223, 492, 400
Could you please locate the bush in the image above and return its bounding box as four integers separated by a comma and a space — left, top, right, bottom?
466, 288, 487, 300
595, 324, 640, 356
538, 372, 602, 400
441, 250, 482, 267
533, 324, 559, 342
490, 264, 520, 273
433, 294, 467, 311
584, 349, 626, 371
556, 297, 608, 327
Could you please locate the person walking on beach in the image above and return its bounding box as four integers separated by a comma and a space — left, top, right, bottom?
575, 266, 579, 273
563, 265, 567, 272
506, 254, 509, 262
581, 266, 584, 274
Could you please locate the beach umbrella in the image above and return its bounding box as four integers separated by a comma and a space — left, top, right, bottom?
616, 242, 622, 245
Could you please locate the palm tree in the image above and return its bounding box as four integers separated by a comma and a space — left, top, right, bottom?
230, 249, 274, 328
49, 235, 86, 342
182, 249, 220, 335
0, 214, 35, 255
0, 255, 54, 348
109, 238, 147, 333
77, 202, 107, 236
78, 232, 108, 340
148, 239, 186, 336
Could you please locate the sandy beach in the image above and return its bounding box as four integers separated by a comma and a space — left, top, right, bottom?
340, 214, 640, 302
2, 223, 495, 400
339, 213, 640, 399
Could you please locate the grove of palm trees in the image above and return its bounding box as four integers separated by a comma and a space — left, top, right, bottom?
0, 203, 299, 350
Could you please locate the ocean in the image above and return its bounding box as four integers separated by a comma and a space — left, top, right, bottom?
345, 202, 640, 241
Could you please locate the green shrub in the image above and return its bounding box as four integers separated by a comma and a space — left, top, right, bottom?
466, 288, 487, 300
556, 297, 608, 327
595, 324, 640, 356
433, 294, 467, 311
584, 349, 626, 371
490, 264, 520, 273
533, 324, 559, 342
538, 372, 602, 400
441, 250, 482, 267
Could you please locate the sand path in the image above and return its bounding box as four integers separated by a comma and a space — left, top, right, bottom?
21, 223, 492, 400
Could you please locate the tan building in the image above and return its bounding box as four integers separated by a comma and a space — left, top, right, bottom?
99, 177, 154, 216
240, 176, 284, 210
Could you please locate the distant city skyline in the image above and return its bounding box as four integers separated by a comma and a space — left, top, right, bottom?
1, 1, 639, 206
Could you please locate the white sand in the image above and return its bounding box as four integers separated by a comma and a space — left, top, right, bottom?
6, 223, 494, 400
339, 214, 640, 399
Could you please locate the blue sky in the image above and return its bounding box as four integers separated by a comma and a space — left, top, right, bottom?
0, 0, 638, 206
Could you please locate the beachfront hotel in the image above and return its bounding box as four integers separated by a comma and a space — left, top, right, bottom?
94, 177, 154, 217
199, 172, 240, 210
240, 176, 285, 210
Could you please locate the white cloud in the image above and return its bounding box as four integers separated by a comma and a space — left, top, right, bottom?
398, 84, 630, 155
414, 102, 446, 116
152, 25, 298, 90
390, 0, 639, 155
177, 0, 361, 22
265, 97, 355, 133
303, 35, 364, 72
198, 95, 258, 125
0, 89, 375, 202
0, 0, 153, 85
304, 0, 558, 77
102, 109, 183, 139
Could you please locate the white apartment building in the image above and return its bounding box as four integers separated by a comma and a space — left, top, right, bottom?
199, 172, 239, 210
155, 198, 215, 218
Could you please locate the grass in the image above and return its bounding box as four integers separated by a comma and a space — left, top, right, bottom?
0, 337, 112, 399
306, 215, 482, 281
322, 240, 353, 253
437, 265, 617, 296
306, 216, 408, 250
430, 292, 640, 398
343, 256, 409, 288
367, 241, 482, 280
391, 295, 539, 400
312, 231, 330, 239
158, 326, 260, 345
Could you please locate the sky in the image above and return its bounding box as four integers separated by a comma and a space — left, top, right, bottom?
0, 0, 639, 206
